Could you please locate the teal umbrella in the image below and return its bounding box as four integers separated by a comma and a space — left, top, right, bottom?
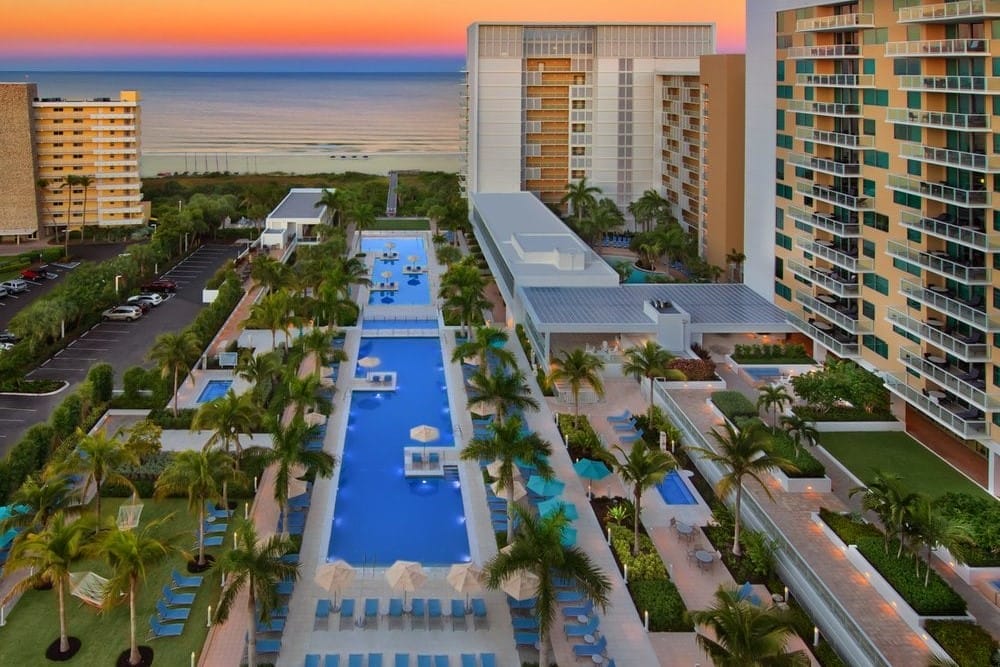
538, 498, 578, 521
526, 475, 565, 498
560, 526, 578, 547
573, 459, 612, 481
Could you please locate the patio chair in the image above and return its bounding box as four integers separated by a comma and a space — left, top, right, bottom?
348, 655, 364, 667
410, 598, 427, 629
411, 452, 424, 469
305, 655, 321, 667
156, 600, 190, 622
618, 429, 645, 444
450, 599, 467, 630
171, 569, 203, 589
471, 597, 488, 629
147, 616, 184, 640
512, 616, 539, 630
606, 410, 632, 423
428, 452, 441, 467
395, 655, 411, 667
161, 585, 195, 606
203, 521, 228, 534
555, 590, 584, 604
428, 598, 444, 629
315, 598, 332, 630
480, 655, 497, 667
364, 598, 380, 628
281, 553, 300, 564
339, 598, 356, 629
612, 419, 638, 432
508, 596, 536, 611
562, 599, 593, 617
572, 635, 607, 658
202, 535, 224, 548
325, 656, 340, 667
387, 598, 405, 629
369, 654, 384, 667
515, 631, 540, 647
257, 617, 286, 633
736, 581, 762, 606
276, 579, 294, 596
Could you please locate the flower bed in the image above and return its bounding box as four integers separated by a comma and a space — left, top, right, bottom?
731, 343, 813, 365
556, 414, 613, 465
925, 620, 999, 667
793, 405, 895, 422
608, 525, 689, 631
710, 390, 757, 421
935, 493, 1000, 567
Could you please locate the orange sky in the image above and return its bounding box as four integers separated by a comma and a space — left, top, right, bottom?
1, 0, 747, 57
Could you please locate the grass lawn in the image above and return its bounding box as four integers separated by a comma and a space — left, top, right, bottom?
819, 431, 991, 500
370, 218, 430, 231
0, 497, 227, 666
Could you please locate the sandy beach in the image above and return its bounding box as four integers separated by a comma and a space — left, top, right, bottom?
141, 151, 462, 177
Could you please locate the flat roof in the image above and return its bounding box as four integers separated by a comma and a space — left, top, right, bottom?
268, 188, 330, 221
521, 283, 796, 334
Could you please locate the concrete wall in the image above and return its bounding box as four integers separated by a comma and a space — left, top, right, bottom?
0, 83, 41, 238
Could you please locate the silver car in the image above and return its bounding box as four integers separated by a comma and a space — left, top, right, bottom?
0, 279, 28, 294
102, 305, 143, 322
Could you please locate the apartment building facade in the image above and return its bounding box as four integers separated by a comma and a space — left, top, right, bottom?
747, 0, 1000, 492
0, 83, 144, 242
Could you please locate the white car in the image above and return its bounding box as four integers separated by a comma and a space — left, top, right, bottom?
102, 305, 143, 322
0, 279, 28, 294
127, 292, 165, 307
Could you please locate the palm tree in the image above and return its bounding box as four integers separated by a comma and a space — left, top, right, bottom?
849, 470, 920, 558
442, 287, 490, 339
578, 198, 624, 246
1, 512, 94, 658
547, 348, 605, 426
725, 248, 747, 283
64, 428, 137, 524
485, 506, 611, 667
60, 174, 79, 255
466, 368, 539, 422
97, 518, 177, 667
779, 414, 819, 455
155, 449, 235, 567
76, 175, 93, 238
314, 188, 343, 226
2, 473, 80, 534
615, 441, 676, 555
282, 372, 326, 420
148, 330, 202, 416
245, 416, 336, 536
908, 496, 973, 586
460, 416, 553, 542
249, 290, 299, 352
237, 350, 281, 406
346, 201, 378, 232
622, 341, 675, 410
192, 388, 256, 509
689, 586, 810, 667
452, 325, 514, 376
297, 327, 345, 380
629, 189, 669, 233
688, 422, 796, 557
757, 384, 793, 431
215, 520, 299, 667
561, 177, 602, 223
250, 255, 289, 294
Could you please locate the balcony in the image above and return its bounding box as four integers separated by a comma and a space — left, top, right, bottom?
787, 260, 861, 297
96, 182, 140, 191
886, 175, 991, 207
97, 194, 142, 204
93, 124, 137, 131
899, 142, 1000, 172
89, 112, 135, 120
886, 308, 990, 361
899, 347, 998, 410
94, 160, 139, 168
899, 210, 999, 252
787, 314, 860, 358
899, 278, 1000, 331
796, 13, 875, 31
886, 240, 990, 283
884, 374, 988, 440
796, 73, 875, 88
787, 153, 860, 177
787, 206, 861, 237
787, 44, 863, 59
786, 100, 862, 117
796, 181, 872, 210
795, 127, 874, 148
886, 107, 990, 132
898, 0, 1000, 23
100, 205, 144, 215
92, 136, 136, 143
795, 236, 874, 273
93, 148, 137, 155
885, 38, 989, 57
898, 75, 1000, 93
795, 291, 870, 334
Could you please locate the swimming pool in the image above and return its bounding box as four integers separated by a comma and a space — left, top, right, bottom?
741, 366, 783, 383
328, 337, 468, 565
197, 379, 232, 403
656, 470, 698, 505
361, 318, 438, 330
363, 236, 430, 306
598, 254, 666, 284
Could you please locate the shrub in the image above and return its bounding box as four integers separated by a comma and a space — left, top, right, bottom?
628, 580, 691, 631
768, 429, 826, 478
0, 423, 56, 501
50, 393, 83, 442
792, 405, 895, 422
121, 365, 149, 400
556, 414, 613, 465
732, 342, 811, 363
791, 360, 890, 415
87, 362, 115, 403
609, 525, 668, 580
819, 509, 966, 616
924, 620, 998, 667
934, 493, 1000, 567
710, 391, 758, 422
668, 357, 717, 381
148, 408, 197, 430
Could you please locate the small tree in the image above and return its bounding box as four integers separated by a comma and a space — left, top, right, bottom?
614, 441, 676, 555
64, 428, 137, 524
622, 341, 674, 410
148, 330, 201, 416
756, 384, 792, 431
547, 348, 605, 426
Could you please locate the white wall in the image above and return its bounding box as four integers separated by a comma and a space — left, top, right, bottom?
471, 59, 523, 194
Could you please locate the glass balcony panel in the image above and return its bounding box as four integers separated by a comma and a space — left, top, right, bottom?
884, 38, 990, 57
787, 313, 860, 357
787, 44, 863, 58
886, 308, 990, 361
787, 153, 861, 176
898, 346, 998, 410
795, 127, 875, 148
795, 236, 874, 272
884, 374, 987, 440
899, 210, 999, 252
886, 174, 991, 207
898, 0, 1000, 23
886, 240, 990, 283
787, 260, 861, 297
899, 278, 1000, 331
787, 205, 861, 237
898, 142, 1000, 171
796, 181, 873, 210
786, 100, 862, 117
898, 75, 1000, 93
795, 291, 870, 333
796, 13, 875, 31
796, 73, 875, 88
885, 107, 990, 131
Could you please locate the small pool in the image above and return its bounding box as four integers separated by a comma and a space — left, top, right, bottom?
657, 470, 698, 505
361, 319, 438, 330
741, 366, 783, 383
363, 236, 430, 306
599, 254, 666, 284
197, 380, 232, 403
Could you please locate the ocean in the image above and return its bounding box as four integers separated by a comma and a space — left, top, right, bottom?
2, 71, 463, 176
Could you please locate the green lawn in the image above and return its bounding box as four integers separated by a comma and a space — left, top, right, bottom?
819, 431, 991, 500
0, 498, 227, 666
370, 218, 430, 231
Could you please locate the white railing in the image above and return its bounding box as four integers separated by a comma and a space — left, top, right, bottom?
787, 44, 862, 58
886, 308, 990, 361
787, 261, 861, 297
898, 346, 996, 410
885, 38, 989, 57
899, 278, 999, 331
886, 240, 990, 283
796, 73, 875, 88
883, 373, 988, 439
899, 0, 1000, 22
796, 13, 874, 31
898, 142, 1000, 171
898, 75, 1000, 93
886, 175, 991, 207
886, 107, 990, 130
786, 100, 861, 116
899, 211, 998, 252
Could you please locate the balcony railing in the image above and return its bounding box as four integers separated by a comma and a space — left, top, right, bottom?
795, 127, 874, 148
796, 181, 873, 210
884, 374, 988, 440
787, 153, 861, 177
787, 313, 860, 357
787, 206, 861, 237
886, 240, 990, 283
898, 0, 1000, 23
787, 260, 861, 297
795, 236, 874, 273
795, 291, 870, 333
796, 13, 875, 31
885, 38, 989, 57
796, 73, 875, 88
92, 136, 136, 143
886, 174, 991, 207
899, 347, 998, 410
899, 278, 1000, 331
886, 308, 990, 361
886, 107, 990, 131
96, 182, 140, 191
787, 44, 863, 59
786, 99, 862, 117
898, 142, 1000, 171
899, 210, 999, 252
898, 75, 1000, 93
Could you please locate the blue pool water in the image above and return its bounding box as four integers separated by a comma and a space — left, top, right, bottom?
657, 470, 698, 505
329, 337, 468, 565
363, 236, 430, 305
598, 254, 666, 284
741, 366, 783, 382
197, 380, 232, 403
361, 319, 438, 330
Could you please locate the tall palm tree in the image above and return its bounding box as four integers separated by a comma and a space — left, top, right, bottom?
560, 177, 602, 223
629, 189, 669, 233
155, 449, 235, 567
97, 517, 177, 667
757, 384, 793, 431
249, 290, 297, 352
250, 255, 289, 294
60, 174, 79, 255
346, 201, 378, 232
578, 197, 624, 246
282, 372, 326, 421
689, 586, 810, 667
779, 414, 819, 455
547, 348, 605, 427
485, 506, 611, 667
725, 248, 747, 283
297, 327, 345, 380
452, 325, 514, 376
689, 422, 796, 557
314, 188, 343, 226
460, 416, 553, 542
467, 368, 539, 422
236, 350, 281, 406
148, 330, 202, 416
1, 512, 94, 658
64, 428, 137, 524
2, 473, 80, 534
615, 441, 676, 555
192, 388, 256, 509
849, 470, 921, 558
622, 341, 675, 410
245, 416, 336, 536
442, 287, 490, 339
76, 175, 93, 238
908, 496, 973, 586
215, 520, 299, 667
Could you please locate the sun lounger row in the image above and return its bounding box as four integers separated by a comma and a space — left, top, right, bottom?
305, 655, 498, 667
367, 372, 393, 384
325, 597, 488, 631
149, 578, 200, 639
602, 233, 633, 248
410, 452, 441, 469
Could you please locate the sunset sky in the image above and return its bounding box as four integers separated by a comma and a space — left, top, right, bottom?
1, 0, 746, 71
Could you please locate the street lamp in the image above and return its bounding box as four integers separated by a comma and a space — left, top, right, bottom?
114, 274, 123, 293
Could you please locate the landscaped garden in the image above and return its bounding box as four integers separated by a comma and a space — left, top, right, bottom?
731, 342, 813, 365
789, 360, 894, 422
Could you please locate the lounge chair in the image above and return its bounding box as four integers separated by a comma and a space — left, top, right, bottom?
427, 598, 444, 629
515, 631, 540, 647
364, 598, 380, 628
612, 420, 638, 432
256, 638, 282, 655
161, 585, 195, 606
564, 614, 599, 638
410, 598, 426, 629
562, 599, 593, 617
204, 500, 232, 520
434, 657, 449, 667
280, 554, 300, 564
508, 596, 536, 611
512, 616, 539, 630
315, 598, 332, 630
340, 598, 356, 629
369, 654, 384, 667
325, 656, 340, 667
572, 635, 607, 658
428, 452, 440, 467
171, 569, 203, 589
450, 598, 467, 630
257, 617, 286, 633
480, 654, 497, 667
156, 600, 190, 622
618, 429, 645, 444
348, 655, 364, 667
395, 654, 411, 667
305, 655, 321, 667
387, 597, 404, 629
555, 590, 584, 603
460, 655, 476, 667
276, 580, 294, 596
411, 452, 424, 469
417, 657, 433, 667
203, 521, 228, 534
202, 535, 224, 548
471, 597, 488, 629
147, 616, 184, 639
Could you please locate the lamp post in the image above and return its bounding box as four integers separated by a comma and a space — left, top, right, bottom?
114, 274, 123, 293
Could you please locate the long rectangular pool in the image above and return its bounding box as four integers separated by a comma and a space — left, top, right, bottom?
363, 236, 430, 306
328, 337, 468, 565
656, 470, 698, 505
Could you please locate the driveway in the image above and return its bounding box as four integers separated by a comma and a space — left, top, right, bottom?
0, 244, 239, 454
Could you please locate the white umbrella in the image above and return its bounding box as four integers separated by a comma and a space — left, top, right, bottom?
316, 560, 356, 609
381, 270, 393, 279
500, 570, 539, 601
409, 425, 440, 443
462, 356, 481, 366
385, 241, 396, 249
304, 412, 327, 426
385, 560, 426, 605
407, 254, 419, 263
485, 460, 504, 479
491, 479, 526, 501
447, 563, 484, 610
358, 356, 381, 369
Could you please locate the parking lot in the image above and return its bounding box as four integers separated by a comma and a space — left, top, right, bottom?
0, 243, 239, 453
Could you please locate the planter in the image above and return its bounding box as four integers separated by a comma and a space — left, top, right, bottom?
202, 288, 219, 304
812, 420, 903, 432
657, 378, 727, 391
772, 467, 830, 493
933, 545, 1000, 587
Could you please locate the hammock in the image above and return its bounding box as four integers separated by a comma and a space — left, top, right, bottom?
69, 571, 110, 608
116, 503, 144, 530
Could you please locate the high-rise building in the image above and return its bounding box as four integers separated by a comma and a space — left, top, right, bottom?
463, 22, 744, 263
747, 1, 1000, 491
0, 83, 144, 242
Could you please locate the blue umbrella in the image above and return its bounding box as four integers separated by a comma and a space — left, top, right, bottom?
526, 475, 565, 498
573, 459, 612, 481
560, 526, 578, 547
538, 498, 578, 521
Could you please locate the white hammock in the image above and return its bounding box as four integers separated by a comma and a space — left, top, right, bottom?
69, 571, 110, 608
116, 503, 144, 530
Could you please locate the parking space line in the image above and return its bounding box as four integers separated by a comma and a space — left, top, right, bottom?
70, 347, 109, 352
0, 406, 37, 413
0, 419, 27, 424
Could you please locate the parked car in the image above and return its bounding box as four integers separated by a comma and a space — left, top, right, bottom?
0, 330, 19, 344
0, 286, 8, 299
102, 305, 143, 322
141, 279, 177, 293
0, 279, 29, 294
126, 300, 152, 314
36, 266, 60, 279
127, 292, 165, 307
21, 269, 44, 281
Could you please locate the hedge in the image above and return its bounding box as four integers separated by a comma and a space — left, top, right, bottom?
732, 343, 812, 364
819, 509, 966, 616
667, 357, 718, 381
924, 620, 998, 667
792, 405, 895, 422
608, 525, 690, 631
711, 391, 758, 421
556, 414, 613, 466
768, 430, 826, 479
935, 493, 1000, 567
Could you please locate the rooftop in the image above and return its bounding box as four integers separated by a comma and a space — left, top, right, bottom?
268, 188, 331, 221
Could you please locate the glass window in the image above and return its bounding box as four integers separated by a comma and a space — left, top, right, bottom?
862, 300, 875, 320
777, 110, 785, 130
863, 59, 876, 75
863, 240, 876, 258
907, 91, 921, 110
777, 61, 785, 82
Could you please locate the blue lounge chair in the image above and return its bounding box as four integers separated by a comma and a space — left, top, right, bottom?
315, 598, 332, 630
427, 598, 443, 629
340, 598, 356, 629
736, 581, 762, 606
572, 635, 607, 658
288, 493, 310, 509
161, 585, 195, 606
410, 598, 426, 629
434, 657, 449, 667
515, 631, 539, 647
147, 616, 183, 639
471, 597, 488, 629
395, 654, 410, 667
171, 569, 203, 589
562, 599, 594, 617
348, 655, 364, 667
257, 617, 285, 633
266, 604, 289, 618
417, 657, 432, 667
156, 600, 190, 622
512, 616, 539, 630
460, 655, 476, 667
276, 579, 294, 596
204, 500, 232, 520
411, 452, 424, 468
387, 597, 404, 629
555, 590, 584, 603
619, 429, 645, 444
369, 654, 384, 667
612, 420, 638, 432
606, 410, 632, 423
324, 656, 340, 667
428, 452, 440, 467
508, 596, 536, 610
450, 599, 467, 630
480, 654, 496, 667
564, 614, 599, 638
257, 638, 281, 655
202, 535, 224, 548
305, 655, 321, 667
364, 598, 379, 628
203, 521, 228, 534
281, 553, 300, 564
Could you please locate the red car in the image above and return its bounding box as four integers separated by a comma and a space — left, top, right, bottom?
20, 269, 44, 281
141, 279, 178, 293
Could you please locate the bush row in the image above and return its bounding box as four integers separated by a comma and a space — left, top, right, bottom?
934, 493, 1000, 567
710, 390, 758, 421
767, 429, 826, 479
608, 525, 690, 631
667, 357, 718, 381
732, 343, 811, 363
556, 414, 612, 466
792, 405, 895, 423
924, 620, 999, 667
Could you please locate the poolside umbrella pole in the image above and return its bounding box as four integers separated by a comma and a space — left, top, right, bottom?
385, 560, 426, 607
447, 563, 484, 612
316, 560, 355, 612
572, 458, 612, 499
409, 424, 440, 461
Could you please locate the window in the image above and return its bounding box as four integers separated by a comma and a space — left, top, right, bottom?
775, 281, 792, 301
863, 273, 889, 295
908, 160, 922, 176
863, 178, 876, 197
862, 335, 889, 358
893, 258, 922, 277
863, 89, 889, 106
796, 113, 813, 127
777, 61, 786, 82
864, 151, 890, 169
906, 228, 922, 243
863, 240, 876, 258
863, 59, 876, 75
795, 61, 814, 74
776, 158, 785, 179
775, 207, 785, 230
863, 119, 876, 136
776, 134, 793, 149
907, 91, 921, 109
894, 58, 920, 76
777, 183, 793, 200
863, 28, 888, 45
777, 85, 793, 99
775, 257, 784, 279
863, 212, 889, 231
777, 110, 785, 130
775, 231, 793, 250
862, 300, 875, 320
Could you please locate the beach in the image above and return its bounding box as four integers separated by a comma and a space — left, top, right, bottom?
141, 151, 462, 177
